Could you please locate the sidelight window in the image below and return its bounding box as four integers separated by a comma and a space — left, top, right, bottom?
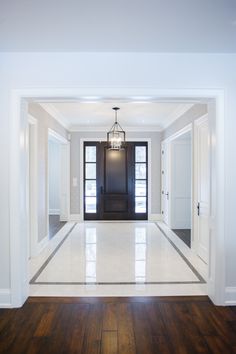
84, 145, 97, 213
135, 145, 147, 213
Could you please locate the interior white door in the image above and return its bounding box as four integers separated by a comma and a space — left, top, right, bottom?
60, 144, 70, 221
161, 142, 170, 225
170, 139, 191, 229
194, 115, 209, 264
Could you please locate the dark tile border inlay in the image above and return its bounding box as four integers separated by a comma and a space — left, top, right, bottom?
30, 223, 77, 284
155, 223, 205, 283
30, 222, 205, 285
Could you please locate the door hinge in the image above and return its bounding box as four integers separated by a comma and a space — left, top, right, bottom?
162, 150, 164, 155
162, 211, 164, 214
162, 170, 164, 175
197, 202, 200, 216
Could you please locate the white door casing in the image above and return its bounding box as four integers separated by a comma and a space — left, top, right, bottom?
8, 88, 225, 307
161, 142, 170, 225
60, 144, 70, 221
194, 115, 210, 264
27, 115, 38, 259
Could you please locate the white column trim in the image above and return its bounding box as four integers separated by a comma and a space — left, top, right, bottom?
225, 287, 236, 305
7, 87, 225, 307
0, 289, 11, 308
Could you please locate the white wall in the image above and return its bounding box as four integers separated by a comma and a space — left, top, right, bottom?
48, 140, 61, 215
28, 103, 68, 242
0, 52, 235, 305
162, 104, 207, 140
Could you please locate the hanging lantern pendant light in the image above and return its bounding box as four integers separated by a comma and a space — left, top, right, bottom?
107, 107, 126, 150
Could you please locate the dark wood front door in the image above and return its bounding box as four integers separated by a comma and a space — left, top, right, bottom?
99, 143, 132, 220
84, 142, 147, 220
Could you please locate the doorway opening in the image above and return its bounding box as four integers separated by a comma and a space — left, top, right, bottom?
170, 130, 192, 248
48, 133, 65, 238
84, 141, 148, 220
9, 88, 225, 306
161, 114, 210, 271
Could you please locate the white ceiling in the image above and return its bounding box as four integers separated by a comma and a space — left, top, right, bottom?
39, 101, 194, 131
0, 0, 236, 52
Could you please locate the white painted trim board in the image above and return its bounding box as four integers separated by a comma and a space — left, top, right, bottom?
8, 87, 225, 308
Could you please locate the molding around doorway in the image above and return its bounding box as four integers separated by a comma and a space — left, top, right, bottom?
8, 87, 226, 307
79, 138, 152, 221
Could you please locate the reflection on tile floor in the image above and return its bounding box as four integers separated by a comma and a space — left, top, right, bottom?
29, 222, 207, 297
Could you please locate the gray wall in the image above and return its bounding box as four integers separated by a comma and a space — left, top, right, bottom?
28, 103, 68, 242
161, 104, 208, 141
48, 140, 61, 214
70, 131, 161, 215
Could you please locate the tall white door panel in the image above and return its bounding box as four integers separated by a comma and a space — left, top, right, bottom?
161, 142, 170, 225
194, 115, 209, 264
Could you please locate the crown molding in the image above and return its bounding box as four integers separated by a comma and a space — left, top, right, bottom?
162, 103, 194, 130
69, 125, 162, 132
39, 103, 70, 130
39, 102, 196, 133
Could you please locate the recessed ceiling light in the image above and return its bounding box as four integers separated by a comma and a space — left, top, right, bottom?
78, 101, 101, 104
80, 96, 102, 100
130, 96, 154, 101
130, 101, 151, 104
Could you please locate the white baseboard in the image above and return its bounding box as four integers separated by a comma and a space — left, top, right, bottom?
225, 287, 236, 305
149, 213, 163, 221
70, 214, 162, 222
0, 289, 11, 308
60, 216, 69, 222
70, 214, 82, 222
37, 234, 49, 255
49, 209, 60, 215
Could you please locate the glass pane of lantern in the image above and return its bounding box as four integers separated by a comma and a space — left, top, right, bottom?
108, 131, 124, 150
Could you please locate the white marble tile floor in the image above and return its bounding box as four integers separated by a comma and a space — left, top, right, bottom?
29, 221, 207, 297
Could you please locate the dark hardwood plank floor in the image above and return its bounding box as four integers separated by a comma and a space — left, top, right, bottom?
0, 296, 236, 354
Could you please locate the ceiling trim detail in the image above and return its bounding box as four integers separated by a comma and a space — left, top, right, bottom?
163, 103, 194, 130
69, 125, 162, 132
40, 103, 70, 130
